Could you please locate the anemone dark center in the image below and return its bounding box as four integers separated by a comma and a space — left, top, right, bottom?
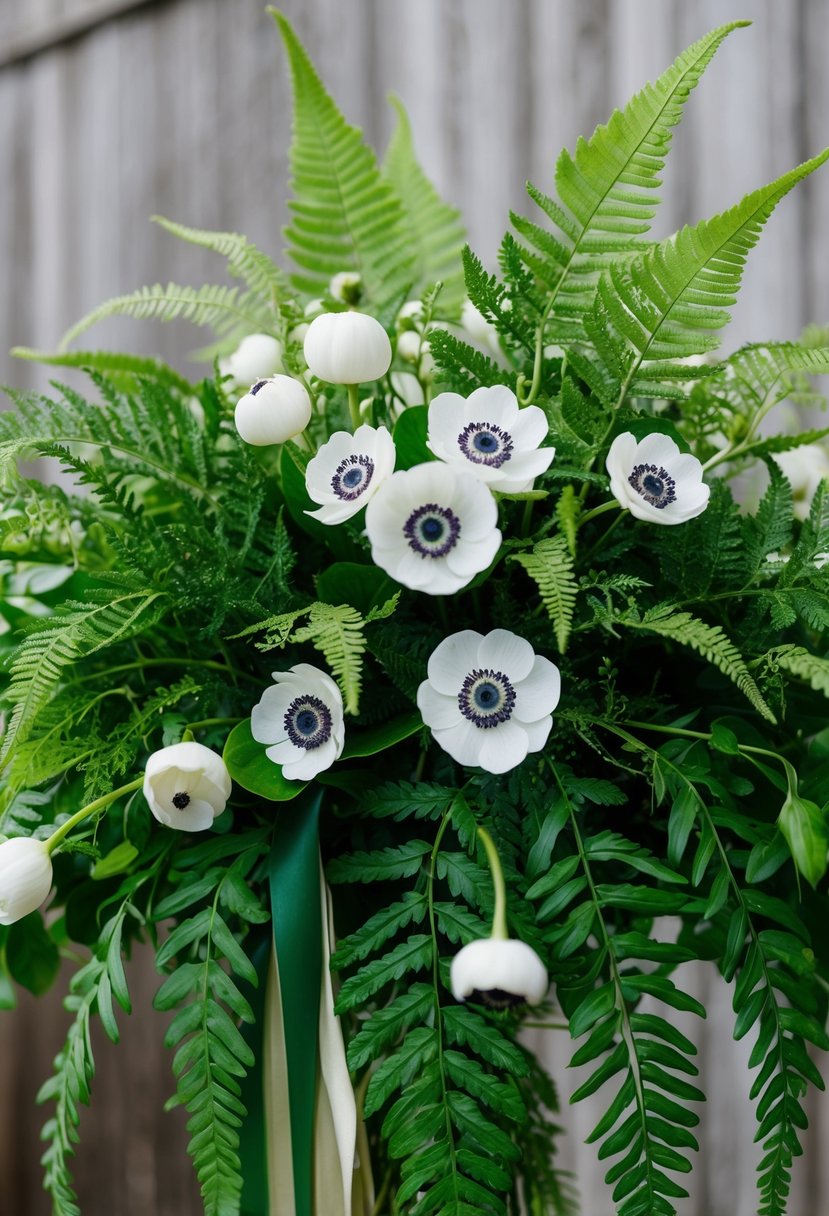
250, 379, 268, 396
403, 502, 461, 559
458, 421, 513, 469
458, 668, 516, 728
628, 462, 677, 509
284, 695, 332, 750
331, 454, 374, 501
172, 792, 191, 810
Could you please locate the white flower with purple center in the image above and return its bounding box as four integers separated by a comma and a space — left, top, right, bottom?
251, 664, 345, 782
417, 628, 561, 773
305, 425, 396, 525
606, 431, 710, 525
427, 385, 555, 493
364, 462, 501, 595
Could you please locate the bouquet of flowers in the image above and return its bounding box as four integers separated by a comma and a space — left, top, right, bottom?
3, 12, 829, 1216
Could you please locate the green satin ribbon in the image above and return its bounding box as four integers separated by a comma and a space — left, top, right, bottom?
268, 790, 323, 1216
239, 937, 271, 1216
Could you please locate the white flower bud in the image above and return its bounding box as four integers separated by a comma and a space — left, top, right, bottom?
461, 299, 500, 354
304, 298, 325, 318
396, 330, 422, 364
304, 312, 392, 385
329, 271, 362, 305
144, 742, 232, 832
234, 376, 313, 447
220, 333, 283, 387
0, 837, 53, 925
450, 937, 549, 1008
396, 299, 424, 329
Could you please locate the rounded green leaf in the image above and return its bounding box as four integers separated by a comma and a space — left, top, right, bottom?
223, 719, 307, 801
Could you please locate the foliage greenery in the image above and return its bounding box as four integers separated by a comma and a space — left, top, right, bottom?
2, 12, 829, 1216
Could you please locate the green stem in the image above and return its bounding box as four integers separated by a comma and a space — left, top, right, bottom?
185, 717, 243, 732
347, 383, 361, 429
477, 826, 508, 940
46, 777, 144, 854
579, 499, 621, 528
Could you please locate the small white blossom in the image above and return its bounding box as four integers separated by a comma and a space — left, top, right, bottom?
396, 330, 422, 363
606, 431, 709, 525
329, 271, 362, 305
365, 463, 501, 596
0, 837, 53, 925
219, 333, 283, 387
428, 385, 554, 493
144, 742, 232, 831
418, 628, 560, 772
773, 444, 829, 521
304, 311, 392, 384
305, 425, 396, 524
390, 372, 425, 413
234, 375, 312, 447
396, 299, 425, 328
450, 937, 548, 1007
251, 664, 345, 782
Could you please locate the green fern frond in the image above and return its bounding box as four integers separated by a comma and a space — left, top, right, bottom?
152, 216, 295, 303
626, 607, 775, 722
718, 342, 829, 412
11, 347, 194, 394
1, 589, 167, 764
274, 11, 412, 307
589, 149, 829, 406
512, 22, 747, 335
58, 283, 275, 352
291, 602, 368, 715
768, 645, 829, 698
383, 96, 467, 311
510, 535, 577, 652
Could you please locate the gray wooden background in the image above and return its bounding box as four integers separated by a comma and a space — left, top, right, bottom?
1, 1, 828, 1213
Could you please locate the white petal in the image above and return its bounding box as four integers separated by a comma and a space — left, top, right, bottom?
306, 501, 362, 525
476, 720, 529, 774
252, 691, 291, 744
605, 432, 639, 486
417, 682, 462, 730
634, 431, 682, 468
427, 393, 468, 457
513, 656, 561, 720
477, 629, 536, 682
432, 719, 483, 767
426, 631, 483, 694
465, 384, 520, 428
521, 714, 553, 754
509, 404, 549, 449
265, 739, 301, 766
451, 937, 548, 1005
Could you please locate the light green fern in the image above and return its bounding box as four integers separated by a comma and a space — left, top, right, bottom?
383, 96, 467, 312
510, 536, 578, 652
511, 22, 747, 337
274, 10, 413, 308
151, 216, 295, 304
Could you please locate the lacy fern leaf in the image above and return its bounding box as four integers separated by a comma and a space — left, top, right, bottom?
510, 535, 577, 652
275, 11, 412, 308
512, 22, 746, 335
625, 606, 775, 722
292, 602, 370, 715
152, 215, 294, 303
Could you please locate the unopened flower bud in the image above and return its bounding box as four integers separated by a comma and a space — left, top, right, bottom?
0, 837, 53, 925
450, 937, 548, 1008
219, 333, 283, 387
234, 376, 312, 447
304, 312, 392, 385
329, 271, 363, 306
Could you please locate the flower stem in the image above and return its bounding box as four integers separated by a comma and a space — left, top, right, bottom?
347, 383, 361, 430
579, 499, 621, 527
46, 777, 144, 854
477, 826, 508, 940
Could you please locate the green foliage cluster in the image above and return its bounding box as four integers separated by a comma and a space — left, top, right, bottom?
3, 13, 829, 1216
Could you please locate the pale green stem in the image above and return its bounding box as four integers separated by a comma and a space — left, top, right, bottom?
46, 777, 144, 854
477, 826, 508, 941
347, 383, 361, 429
579, 499, 622, 528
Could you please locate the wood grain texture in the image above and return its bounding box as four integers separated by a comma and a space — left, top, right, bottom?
1, 2, 827, 1214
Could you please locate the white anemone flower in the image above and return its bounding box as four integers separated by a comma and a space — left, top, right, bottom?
219, 333, 283, 387
305, 425, 396, 524
304, 311, 392, 384
251, 664, 345, 782
606, 431, 710, 524
234, 375, 312, 446
427, 385, 555, 493
143, 742, 231, 831
0, 837, 53, 925
365, 463, 501, 595
417, 628, 560, 772
450, 937, 549, 1008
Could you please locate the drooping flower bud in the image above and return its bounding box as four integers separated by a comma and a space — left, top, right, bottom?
234, 376, 312, 446
450, 937, 549, 1008
304, 312, 392, 385
143, 742, 232, 831
219, 333, 283, 387
0, 837, 53, 925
